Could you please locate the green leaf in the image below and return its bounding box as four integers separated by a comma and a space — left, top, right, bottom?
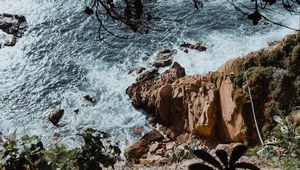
229, 144, 247, 167
193, 150, 223, 169
234, 162, 260, 170
188, 163, 215, 170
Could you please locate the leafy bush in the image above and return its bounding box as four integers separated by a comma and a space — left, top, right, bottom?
257, 113, 300, 169
0, 128, 120, 170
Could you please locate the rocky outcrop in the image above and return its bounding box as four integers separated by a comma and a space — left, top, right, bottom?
0, 13, 27, 48
127, 33, 300, 144
127, 61, 244, 142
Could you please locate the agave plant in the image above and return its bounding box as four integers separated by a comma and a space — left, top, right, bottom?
189, 144, 260, 170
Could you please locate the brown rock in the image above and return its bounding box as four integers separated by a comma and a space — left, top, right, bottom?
48, 109, 64, 126
124, 139, 150, 161
218, 76, 245, 142
176, 133, 190, 144
126, 62, 185, 113
142, 130, 164, 142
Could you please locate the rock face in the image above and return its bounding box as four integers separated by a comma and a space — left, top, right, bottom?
127, 33, 300, 143
127, 61, 244, 142
0, 13, 27, 48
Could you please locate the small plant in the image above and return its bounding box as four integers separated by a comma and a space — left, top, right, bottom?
189, 144, 259, 170
169, 140, 200, 163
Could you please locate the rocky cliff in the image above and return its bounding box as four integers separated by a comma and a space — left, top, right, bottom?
127, 33, 300, 144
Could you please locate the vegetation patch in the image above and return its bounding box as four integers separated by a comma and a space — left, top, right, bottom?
0, 128, 121, 170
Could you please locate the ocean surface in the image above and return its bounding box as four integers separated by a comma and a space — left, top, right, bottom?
0, 0, 299, 149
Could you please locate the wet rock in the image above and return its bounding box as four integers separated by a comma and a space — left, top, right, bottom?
155, 49, 177, 61
0, 13, 27, 48
83, 95, 95, 103
141, 130, 164, 142
48, 109, 64, 126
128, 67, 146, 74
179, 42, 206, 52
74, 109, 79, 114
149, 59, 172, 68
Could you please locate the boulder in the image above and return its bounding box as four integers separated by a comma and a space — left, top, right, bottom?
124, 139, 150, 161
48, 109, 64, 126
141, 130, 164, 142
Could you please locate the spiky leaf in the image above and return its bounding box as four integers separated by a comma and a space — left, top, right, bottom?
229, 144, 247, 167
216, 149, 228, 168
193, 150, 223, 169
